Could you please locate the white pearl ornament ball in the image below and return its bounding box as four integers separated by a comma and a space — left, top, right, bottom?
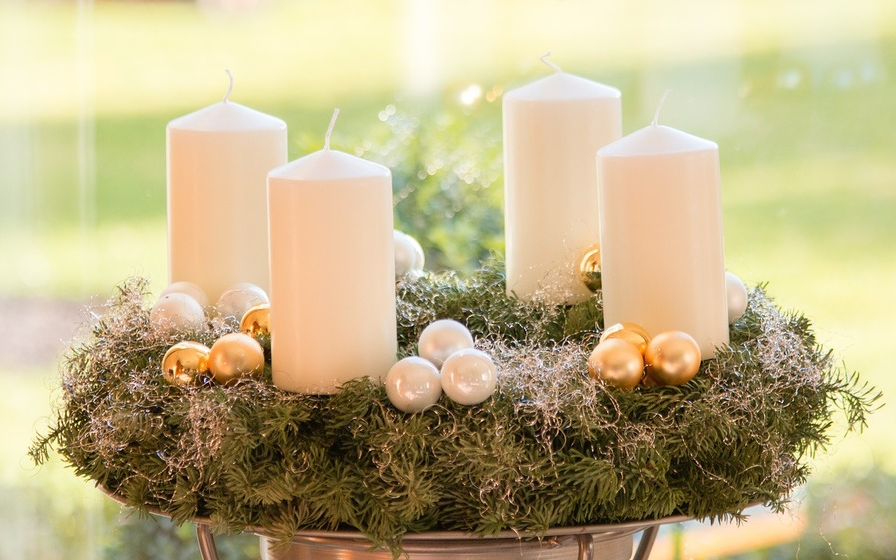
385, 357, 442, 413
440, 348, 498, 406
150, 292, 207, 335
214, 283, 269, 322
161, 281, 209, 309
725, 272, 748, 324
394, 230, 425, 280
417, 319, 475, 368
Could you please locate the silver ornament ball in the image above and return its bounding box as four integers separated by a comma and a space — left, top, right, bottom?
394, 230, 425, 279
161, 281, 209, 309
417, 319, 475, 368
726, 271, 748, 324
440, 348, 498, 406
150, 292, 207, 335
385, 356, 442, 413
214, 282, 269, 322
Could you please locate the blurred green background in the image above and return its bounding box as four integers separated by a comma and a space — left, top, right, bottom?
1, 0, 894, 558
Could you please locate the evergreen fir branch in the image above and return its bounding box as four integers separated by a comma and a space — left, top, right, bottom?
30, 262, 881, 555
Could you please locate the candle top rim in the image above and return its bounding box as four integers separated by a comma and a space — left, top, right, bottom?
598, 124, 717, 157
268, 149, 391, 181
168, 101, 287, 132
505, 72, 621, 101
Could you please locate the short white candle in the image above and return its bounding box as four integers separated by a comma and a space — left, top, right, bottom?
503, 53, 622, 304
167, 72, 287, 303
267, 110, 398, 394
597, 99, 728, 358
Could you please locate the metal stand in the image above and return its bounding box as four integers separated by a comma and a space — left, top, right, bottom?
105, 488, 677, 560
192, 519, 669, 560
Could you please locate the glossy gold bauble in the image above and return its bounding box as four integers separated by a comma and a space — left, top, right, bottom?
577, 245, 602, 293
240, 303, 271, 337
599, 322, 651, 355
161, 341, 210, 386
644, 331, 702, 386
587, 338, 644, 390
208, 333, 265, 386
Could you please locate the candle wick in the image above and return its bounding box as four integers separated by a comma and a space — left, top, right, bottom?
223, 69, 234, 104
539, 51, 563, 74
652, 89, 672, 127
324, 108, 340, 151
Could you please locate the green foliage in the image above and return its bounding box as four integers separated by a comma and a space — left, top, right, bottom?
298, 102, 506, 273
30, 264, 879, 555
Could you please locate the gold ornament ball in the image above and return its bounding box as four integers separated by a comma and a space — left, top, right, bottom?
161, 341, 210, 386
578, 245, 602, 293
587, 338, 645, 390
599, 322, 651, 355
208, 333, 265, 386
240, 303, 271, 337
644, 331, 702, 386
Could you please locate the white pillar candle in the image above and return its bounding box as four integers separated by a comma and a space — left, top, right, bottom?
503, 54, 622, 304
597, 108, 728, 358
167, 74, 287, 303
267, 110, 397, 394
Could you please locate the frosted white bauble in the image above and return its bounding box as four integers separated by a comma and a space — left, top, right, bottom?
385, 356, 442, 413
440, 348, 498, 406
161, 281, 209, 309
394, 230, 425, 279
150, 292, 207, 335
418, 319, 475, 368
214, 282, 269, 321
725, 272, 748, 324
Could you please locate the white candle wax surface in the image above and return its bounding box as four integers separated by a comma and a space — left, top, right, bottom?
503, 71, 622, 304
167, 101, 287, 303
597, 124, 729, 358
267, 149, 398, 394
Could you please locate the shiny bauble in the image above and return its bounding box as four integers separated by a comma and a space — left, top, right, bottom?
161, 341, 210, 386
394, 230, 425, 280
214, 283, 269, 322
644, 331, 702, 386
150, 292, 207, 335
578, 244, 602, 292
240, 303, 271, 337
599, 322, 651, 355
417, 319, 475, 368
207, 332, 265, 386
161, 281, 209, 309
440, 348, 498, 405
385, 356, 442, 413
587, 339, 644, 390
726, 271, 748, 324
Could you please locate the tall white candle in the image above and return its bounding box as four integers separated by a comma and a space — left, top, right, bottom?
597, 109, 728, 358
167, 75, 287, 303
503, 54, 622, 304
267, 110, 397, 394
